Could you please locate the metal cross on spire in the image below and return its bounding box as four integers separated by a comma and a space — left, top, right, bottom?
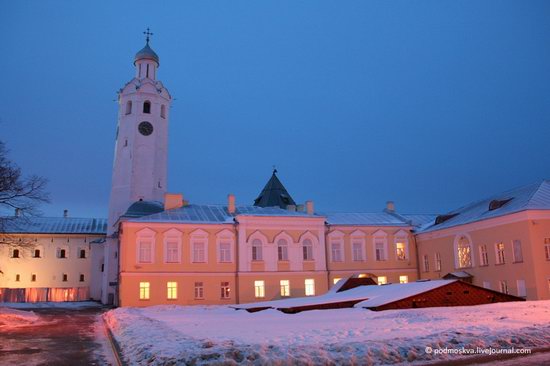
143, 27, 154, 44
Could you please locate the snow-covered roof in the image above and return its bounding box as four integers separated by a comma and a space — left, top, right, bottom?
418, 180, 550, 233
234, 280, 458, 311
1, 217, 107, 235
324, 212, 409, 226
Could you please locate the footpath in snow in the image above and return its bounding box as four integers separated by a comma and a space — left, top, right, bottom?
104, 300, 550, 365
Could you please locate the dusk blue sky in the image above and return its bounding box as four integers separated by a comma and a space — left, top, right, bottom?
2, 1, 550, 218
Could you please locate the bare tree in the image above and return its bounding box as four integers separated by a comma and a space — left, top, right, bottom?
0, 140, 50, 256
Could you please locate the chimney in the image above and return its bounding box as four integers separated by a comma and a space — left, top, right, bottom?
63, 209, 69, 218
164, 193, 184, 210
386, 201, 395, 213
15, 208, 21, 217
306, 200, 314, 215
228, 194, 236, 214
287, 205, 296, 212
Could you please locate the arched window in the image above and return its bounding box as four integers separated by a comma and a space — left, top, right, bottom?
277, 239, 288, 261
303, 239, 313, 260
160, 104, 166, 119
252, 239, 263, 261
143, 101, 151, 114
125, 101, 132, 115
457, 236, 472, 268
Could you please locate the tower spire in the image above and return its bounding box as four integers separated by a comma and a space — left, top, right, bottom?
143, 27, 154, 44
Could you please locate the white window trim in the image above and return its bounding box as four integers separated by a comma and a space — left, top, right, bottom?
274, 231, 294, 261
394, 230, 410, 261
136, 228, 156, 264
216, 229, 235, 263
190, 229, 209, 263
163, 228, 182, 264
453, 233, 475, 269
372, 230, 388, 261
328, 230, 345, 263
495, 242, 506, 265
350, 230, 366, 262
299, 231, 319, 262
512, 239, 523, 263
248, 231, 268, 262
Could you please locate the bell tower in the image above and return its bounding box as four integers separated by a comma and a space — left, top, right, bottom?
102, 29, 172, 304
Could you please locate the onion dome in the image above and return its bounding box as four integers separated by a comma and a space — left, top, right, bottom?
134, 43, 159, 65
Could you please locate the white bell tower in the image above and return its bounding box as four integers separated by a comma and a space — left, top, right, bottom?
102, 29, 172, 304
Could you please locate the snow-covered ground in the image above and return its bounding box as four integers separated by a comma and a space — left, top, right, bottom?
0, 307, 41, 328
105, 300, 550, 365
1, 301, 102, 309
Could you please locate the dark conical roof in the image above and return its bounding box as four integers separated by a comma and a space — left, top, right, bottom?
134, 42, 159, 65
253, 170, 297, 209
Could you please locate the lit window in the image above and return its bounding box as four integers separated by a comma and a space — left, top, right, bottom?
512, 240, 523, 263
79, 249, 86, 259
457, 237, 472, 268
252, 239, 263, 261
495, 242, 505, 265
302, 239, 313, 261
375, 239, 386, 261
499, 280, 508, 294
143, 101, 151, 114
277, 239, 288, 261
79, 274, 85, 282
333, 277, 341, 285
395, 241, 407, 260
435, 252, 442, 271
167, 281, 177, 300
331, 242, 343, 262
352, 241, 364, 261
399, 275, 408, 284
479, 245, 489, 266
219, 242, 231, 263
254, 280, 265, 298
62, 273, 68, 282
377, 276, 387, 285
139, 282, 150, 300
280, 280, 290, 297
138, 240, 152, 263
193, 242, 206, 263
125, 100, 132, 115
305, 279, 315, 296
423, 254, 430, 272
221, 282, 230, 299
194, 282, 204, 299
165, 240, 179, 263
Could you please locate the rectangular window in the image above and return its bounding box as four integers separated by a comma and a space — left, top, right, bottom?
479, 245, 489, 266
495, 242, 505, 265
280, 280, 290, 297
33, 249, 41, 258
399, 275, 408, 284
15, 274, 20, 282
305, 279, 315, 296
193, 242, 206, 263
31, 274, 36, 282
254, 280, 265, 298
278, 243, 288, 261
79, 274, 85, 282
499, 280, 508, 294
331, 242, 343, 262
252, 241, 263, 261
302, 241, 313, 261
375, 240, 386, 261
377, 276, 387, 285
352, 241, 363, 261
139, 240, 152, 263
221, 282, 230, 299
423, 254, 430, 272
545, 242, 550, 261
12, 249, 20, 258
517, 279, 526, 297
166, 241, 179, 263
62, 273, 68, 282
219, 242, 231, 263
482, 281, 491, 289
512, 240, 523, 263
395, 242, 407, 260
435, 252, 442, 271
194, 282, 204, 299
167, 281, 177, 300
79, 249, 86, 259
333, 277, 342, 285
139, 282, 150, 300
58, 248, 67, 259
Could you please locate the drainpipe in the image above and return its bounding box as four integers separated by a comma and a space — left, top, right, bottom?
412, 230, 421, 280
234, 219, 240, 304
325, 223, 331, 290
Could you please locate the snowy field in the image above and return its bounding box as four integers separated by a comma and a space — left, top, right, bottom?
105, 300, 550, 365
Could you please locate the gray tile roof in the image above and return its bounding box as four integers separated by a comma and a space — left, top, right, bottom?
1, 217, 107, 235
323, 212, 410, 226
418, 180, 550, 233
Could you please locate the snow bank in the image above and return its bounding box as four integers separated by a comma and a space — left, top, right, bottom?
0, 307, 40, 328
105, 301, 550, 365
1, 301, 102, 309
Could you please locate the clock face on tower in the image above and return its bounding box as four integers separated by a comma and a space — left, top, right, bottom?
138, 121, 154, 136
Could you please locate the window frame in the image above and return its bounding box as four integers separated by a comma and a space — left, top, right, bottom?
305, 278, 315, 296
163, 229, 182, 264
136, 228, 156, 264
254, 280, 265, 298
495, 242, 506, 265
167, 281, 178, 300
139, 282, 150, 300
